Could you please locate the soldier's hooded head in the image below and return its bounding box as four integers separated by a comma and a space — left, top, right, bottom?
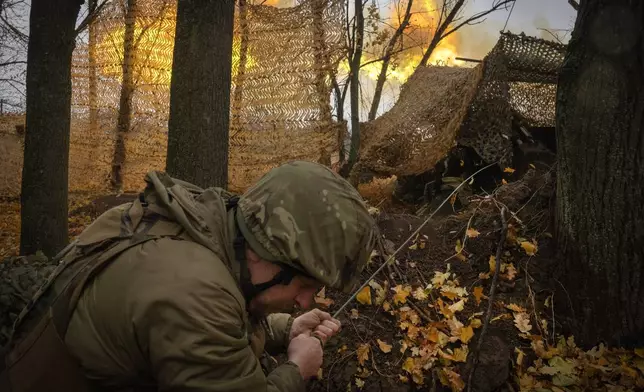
235, 161, 377, 313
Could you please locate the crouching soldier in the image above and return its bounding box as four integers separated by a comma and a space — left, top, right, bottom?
1, 161, 376, 392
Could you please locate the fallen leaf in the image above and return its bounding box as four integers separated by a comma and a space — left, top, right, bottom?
466, 228, 480, 238
515, 347, 525, 366
440, 368, 465, 392
350, 309, 360, 319
520, 240, 538, 256
402, 357, 415, 373
634, 348, 644, 358
314, 287, 334, 308
514, 312, 533, 333
377, 339, 392, 353
412, 287, 428, 300
449, 299, 466, 313
355, 378, 365, 389
393, 285, 412, 304
469, 318, 482, 329
473, 286, 484, 305
338, 344, 348, 354
502, 179, 508, 185
504, 263, 517, 280
357, 344, 370, 365
488, 255, 496, 273
504, 167, 516, 173
460, 159, 464, 167
408, 243, 418, 250
317, 368, 323, 379
460, 326, 474, 343
383, 301, 391, 311
432, 271, 451, 287
368, 280, 386, 305
441, 285, 468, 299
356, 286, 372, 305
506, 303, 527, 313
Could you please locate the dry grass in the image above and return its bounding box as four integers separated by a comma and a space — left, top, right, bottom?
357, 175, 397, 207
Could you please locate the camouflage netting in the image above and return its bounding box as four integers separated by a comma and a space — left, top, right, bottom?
0, 0, 345, 197
358, 32, 567, 176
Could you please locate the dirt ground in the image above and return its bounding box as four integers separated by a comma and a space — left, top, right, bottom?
2, 167, 643, 391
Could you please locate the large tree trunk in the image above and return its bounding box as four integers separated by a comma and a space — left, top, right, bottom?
555, 0, 644, 347
110, 0, 136, 192
19, 0, 83, 257
166, 0, 234, 189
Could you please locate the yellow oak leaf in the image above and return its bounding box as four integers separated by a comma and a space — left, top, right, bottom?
504, 167, 516, 173
382, 301, 391, 311
402, 357, 415, 373
504, 263, 517, 280
357, 343, 370, 365
393, 285, 412, 304
515, 347, 525, 366
338, 344, 348, 353
377, 339, 392, 353
520, 240, 538, 256
460, 326, 474, 343
514, 312, 532, 333
473, 286, 484, 305
466, 228, 480, 238
356, 286, 372, 305
412, 286, 428, 300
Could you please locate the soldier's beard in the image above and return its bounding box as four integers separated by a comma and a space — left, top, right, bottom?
249, 294, 296, 317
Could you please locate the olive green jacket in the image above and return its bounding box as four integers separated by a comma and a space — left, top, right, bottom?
64, 172, 305, 392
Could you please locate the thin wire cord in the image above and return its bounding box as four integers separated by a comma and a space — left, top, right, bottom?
502, 0, 518, 32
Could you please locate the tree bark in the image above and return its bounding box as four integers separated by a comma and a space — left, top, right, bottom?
19, 0, 83, 257
110, 0, 136, 192
347, 0, 364, 173
88, 0, 98, 135
555, 0, 644, 347
166, 0, 234, 189
367, 0, 413, 121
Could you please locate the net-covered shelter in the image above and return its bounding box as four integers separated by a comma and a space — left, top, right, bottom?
357, 31, 567, 177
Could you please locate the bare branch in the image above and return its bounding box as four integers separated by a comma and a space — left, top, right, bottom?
75, 0, 110, 36
441, 0, 514, 41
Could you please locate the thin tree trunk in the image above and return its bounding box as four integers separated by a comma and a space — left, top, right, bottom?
20, 0, 83, 256
368, 0, 413, 121
419, 0, 464, 67
555, 0, 644, 347
88, 0, 98, 135
111, 0, 136, 192
166, 0, 235, 189
347, 0, 364, 172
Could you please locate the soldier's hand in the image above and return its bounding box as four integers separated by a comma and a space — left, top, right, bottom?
287, 333, 324, 380
290, 308, 341, 344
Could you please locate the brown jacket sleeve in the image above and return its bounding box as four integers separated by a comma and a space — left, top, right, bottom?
130, 243, 305, 392
264, 313, 294, 355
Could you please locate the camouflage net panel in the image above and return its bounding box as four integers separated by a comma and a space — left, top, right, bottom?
357, 65, 484, 176
456, 32, 567, 167
358, 32, 567, 176
0, 0, 344, 197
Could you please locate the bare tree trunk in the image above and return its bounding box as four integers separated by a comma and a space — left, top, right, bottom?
555, 0, 644, 347
419, 0, 464, 67
367, 0, 413, 121
111, 0, 136, 192
166, 0, 235, 189
20, 0, 83, 256
347, 0, 364, 173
